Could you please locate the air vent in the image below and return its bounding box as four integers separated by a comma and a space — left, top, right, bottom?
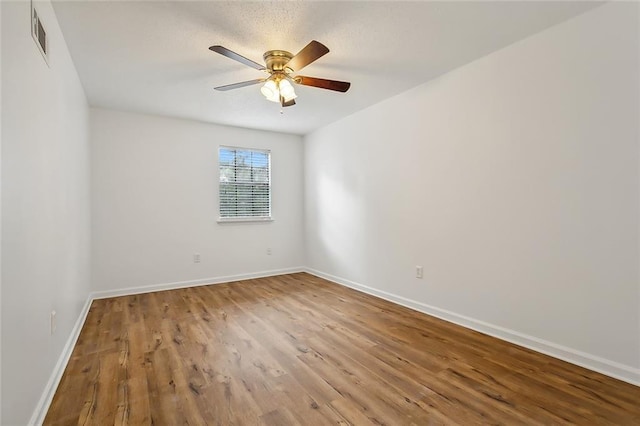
31, 5, 49, 64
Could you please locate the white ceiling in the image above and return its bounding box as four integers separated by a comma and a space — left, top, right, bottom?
51, 1, 600, 135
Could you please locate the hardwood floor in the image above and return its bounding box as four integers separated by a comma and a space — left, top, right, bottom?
45, 273, 640, 425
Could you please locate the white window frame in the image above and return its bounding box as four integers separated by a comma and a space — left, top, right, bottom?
218, 146, 272, 223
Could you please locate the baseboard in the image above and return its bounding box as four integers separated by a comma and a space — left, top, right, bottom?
28, 295, 93, 426
304, 267, 640, 387
91, 267, 305, 300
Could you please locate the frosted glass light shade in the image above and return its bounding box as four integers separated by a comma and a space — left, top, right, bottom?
261, 80, 280, 102
279, 79, 297, 102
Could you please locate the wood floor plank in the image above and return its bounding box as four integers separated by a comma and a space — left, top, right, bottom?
44, 273, 640, 425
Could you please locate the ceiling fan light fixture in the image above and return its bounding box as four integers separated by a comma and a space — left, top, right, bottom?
211, 41, 351, 107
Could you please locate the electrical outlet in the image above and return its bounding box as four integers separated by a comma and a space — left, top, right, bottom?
416, 266, 424, 279
266, 248, 272, 255
193, 253, 201, 263
50, 310, 57, 335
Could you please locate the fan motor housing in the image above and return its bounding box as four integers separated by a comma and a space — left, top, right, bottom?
263, 50, 293, 72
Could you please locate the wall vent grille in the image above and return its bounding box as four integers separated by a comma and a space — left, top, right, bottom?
32, 6, 49, 64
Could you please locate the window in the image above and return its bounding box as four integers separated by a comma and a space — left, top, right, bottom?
218, 146, 271, 221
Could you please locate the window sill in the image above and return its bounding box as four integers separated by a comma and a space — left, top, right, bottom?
217, 217, 274, 224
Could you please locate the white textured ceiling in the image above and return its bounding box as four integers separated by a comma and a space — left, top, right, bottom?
51, 1, 599, 135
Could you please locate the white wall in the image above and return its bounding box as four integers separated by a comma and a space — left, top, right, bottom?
1, 1, 91, 424
304, 2, 640, 382
90, 108, 304, 294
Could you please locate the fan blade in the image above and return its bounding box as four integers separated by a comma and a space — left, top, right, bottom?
295, 76, 351, 93
280, 96, 296, 107
209, 45, 265, 70
214, 79, 264, 91
284, 40, 329, 72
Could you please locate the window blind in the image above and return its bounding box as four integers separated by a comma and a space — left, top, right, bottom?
219, 147, 271, 220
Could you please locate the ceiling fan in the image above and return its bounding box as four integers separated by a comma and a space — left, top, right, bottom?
209, 40, 351, 108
